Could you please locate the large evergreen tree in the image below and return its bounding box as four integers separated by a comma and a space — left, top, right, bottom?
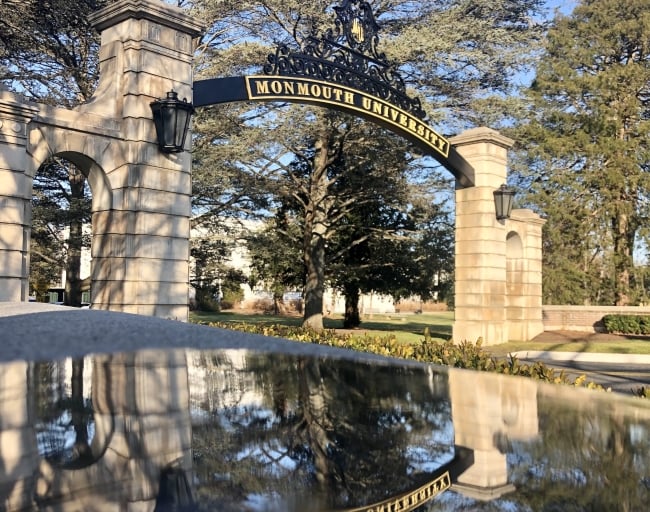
0, 0, 103, 104
510, 0, 650, 305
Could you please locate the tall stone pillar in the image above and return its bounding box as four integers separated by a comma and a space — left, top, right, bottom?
0, 95, 39, 301
87, 0, 203, 320
451, 127, 513, 345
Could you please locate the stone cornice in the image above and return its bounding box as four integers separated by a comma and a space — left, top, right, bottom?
450, 127, 514, 150
89, 0, 204, 39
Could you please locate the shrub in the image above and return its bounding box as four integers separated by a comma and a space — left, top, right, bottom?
204, 322, 604, 391
221, 287, 243, 310
194, 289, 220, 312
603, 314, 650, 335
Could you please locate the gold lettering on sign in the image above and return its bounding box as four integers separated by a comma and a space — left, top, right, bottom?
254, 81, 270, 95
245, 76, 450, 159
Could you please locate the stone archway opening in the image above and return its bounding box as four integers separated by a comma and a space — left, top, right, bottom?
30, 156, 93, 307
29, 150, 112, 308
506, 231, 525, 341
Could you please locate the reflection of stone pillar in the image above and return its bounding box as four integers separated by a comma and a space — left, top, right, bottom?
0, 95, 39, 301
0, 362, 38, 511
97, 350, 193, 505
36, 350, 193, 510
452, 127, 513, 345
448, 369, 538, 500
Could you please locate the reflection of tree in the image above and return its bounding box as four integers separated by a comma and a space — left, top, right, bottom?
505, 397, 650, 511
32, 358, 93, 466
68, 358, 92, 465
190, 354, 452, 509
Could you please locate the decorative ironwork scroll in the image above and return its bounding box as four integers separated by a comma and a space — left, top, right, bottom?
263, 0, 426, 120
193, 0, 475, 187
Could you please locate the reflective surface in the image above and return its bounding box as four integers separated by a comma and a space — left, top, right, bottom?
1, 348, 649, 511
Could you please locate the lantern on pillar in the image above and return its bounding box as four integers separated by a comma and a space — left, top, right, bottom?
493, 184, 515, 221
150, 91, 194, 153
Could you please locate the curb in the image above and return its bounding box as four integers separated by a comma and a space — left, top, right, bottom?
510, 351, 650, 365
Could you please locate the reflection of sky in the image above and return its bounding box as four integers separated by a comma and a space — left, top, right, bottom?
237, 443, 298, 473
36, 410, 96, 462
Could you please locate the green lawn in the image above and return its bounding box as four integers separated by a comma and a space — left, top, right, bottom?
190, 310, 453, 343
190, 310, 650, 354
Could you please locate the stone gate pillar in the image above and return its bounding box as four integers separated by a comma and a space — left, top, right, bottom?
505, 210, 546, 341
0, 97, 39, 301
87, 0, 203, 319
451, 128, 512, 345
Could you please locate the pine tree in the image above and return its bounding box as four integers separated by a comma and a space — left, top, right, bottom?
511, 0, 650, 305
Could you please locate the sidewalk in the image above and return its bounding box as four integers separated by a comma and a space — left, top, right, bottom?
510, 349, 650, 365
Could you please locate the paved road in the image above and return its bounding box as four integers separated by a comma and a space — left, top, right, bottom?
512, 351, 650, 395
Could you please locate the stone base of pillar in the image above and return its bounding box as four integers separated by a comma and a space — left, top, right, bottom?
507, 320, 544, 342
452, 482, 516, 501
452, 320, 507, 345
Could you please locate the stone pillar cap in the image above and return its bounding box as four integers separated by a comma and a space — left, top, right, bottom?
450, 127, 514, 150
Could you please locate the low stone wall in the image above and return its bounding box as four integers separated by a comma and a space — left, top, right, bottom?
542, 305, 650, 332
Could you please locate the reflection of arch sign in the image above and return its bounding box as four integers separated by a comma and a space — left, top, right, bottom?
341, 471, 451, 511
193, 0, 474, 188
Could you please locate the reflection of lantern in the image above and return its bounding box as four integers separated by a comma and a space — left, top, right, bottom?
150, 91, 194, 153
493, 184, 515, 221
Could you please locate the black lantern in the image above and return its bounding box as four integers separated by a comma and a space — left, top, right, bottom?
150, 90, 194, 153
493, 184, 515, 221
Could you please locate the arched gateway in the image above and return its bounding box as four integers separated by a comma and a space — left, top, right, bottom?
0, 0, 544, 343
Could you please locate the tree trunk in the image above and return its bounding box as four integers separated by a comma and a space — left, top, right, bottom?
70, 358, 91, 462
273, 291, 285, 315
612, 211, 633, 306
298, 360, 337, 492
302, 127, 331, 331
65, 170, 85, 307
343, 283, 361, 328
303, 236, 325, 329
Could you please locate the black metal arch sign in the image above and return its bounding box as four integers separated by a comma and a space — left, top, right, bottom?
193, 0, 474, 188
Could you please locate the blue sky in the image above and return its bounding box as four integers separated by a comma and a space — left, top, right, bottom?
547, 0, 577, 15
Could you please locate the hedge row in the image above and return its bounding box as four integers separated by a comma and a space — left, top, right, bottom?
603, 314, 650, 335
203, 322, 604, 390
